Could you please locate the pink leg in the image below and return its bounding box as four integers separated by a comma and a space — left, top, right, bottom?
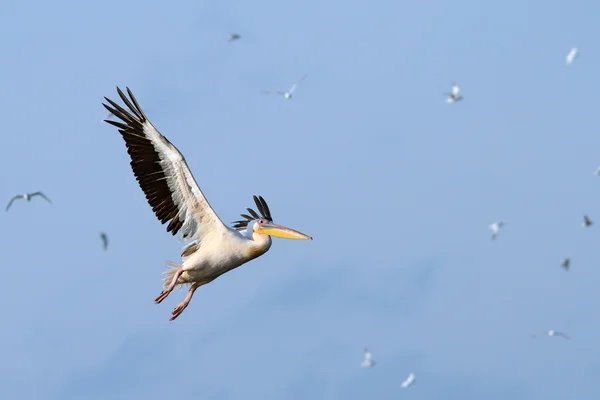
170, 282, 201, 321
154, 267, 184, 304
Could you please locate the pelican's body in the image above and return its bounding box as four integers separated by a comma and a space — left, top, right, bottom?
262, 74, 308, 100
103, 87, 312, 321
444, 83, 463, 103
566, 48, 578, 65
360, 348, 375, 368
489, 221, 504, 240
6, 191, 52, 212
401, 372, 416, 388
582, 215, 593, 227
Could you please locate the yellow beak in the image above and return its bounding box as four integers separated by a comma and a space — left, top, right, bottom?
256, 222, 313, 240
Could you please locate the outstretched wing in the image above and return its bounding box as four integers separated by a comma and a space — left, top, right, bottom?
261, 90, 285, 96
30, 192, 52, 204
102, 87, 229, 243
289, 74, 308, 94
5, 195, 23, 212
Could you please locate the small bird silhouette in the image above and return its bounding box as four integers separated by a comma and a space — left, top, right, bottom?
100, 232, 109, 251
444, 83, 463, 103
360, 348, 375, 368
566, 48, 578, 65
532, 329, 570, 339
489, 221, 504, 240
560, 258, 570, 271
228, 33, 241, 42
401, 372, 416, 388
6, 192, 52, 212
582, 215, 593, 227
261, 74, 308, 100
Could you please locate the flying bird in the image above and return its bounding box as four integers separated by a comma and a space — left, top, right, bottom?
360, 348, 375, 368
444, 83, 462, 103
401, 372, 416, 388
594, 167, 600, 176
566, 48, 578, 65
582, 215, 593, 228
102, 87, 313, 321
261, 74, 308, 100
532, 329, 570, 339
100, 232, 109, 251
489, 221, 504, 240
6, 192, 52, 212
228, 33, 241, 42
560, 257, 570, 271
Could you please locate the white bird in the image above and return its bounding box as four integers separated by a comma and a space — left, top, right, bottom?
261, 74, 308, 100
6, 192, 52, 212
100, 232, 109, 251
582, 215, 593, 228
561, 257, 570, 271
228, 33, 241, 42
444, 83, 463, 103
489, 221, 504, 240
103, 87, 313, 321
401, 372, 416, 388
566, 48, 578, 65
360, 348, 375, 368
532, 329, 570, 339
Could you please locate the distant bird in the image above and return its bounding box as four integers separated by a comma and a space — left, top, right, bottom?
228, 33, 241, 42
561, 257, 570, 271
360, 348, 375, 368
444, 83, 463, 103
582, 215, 593, 228
261, 74, 308, 100
6, 192, 52, 212
594, 167, 600, 176
401, 372, 416, 388
103, 87, 313, 321
100, 232, 109, 251
566, 48, 578, 65
532, 329, 570, 339
489, 221, 504, 240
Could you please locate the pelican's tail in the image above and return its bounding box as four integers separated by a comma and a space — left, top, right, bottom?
163, 261, 184, 290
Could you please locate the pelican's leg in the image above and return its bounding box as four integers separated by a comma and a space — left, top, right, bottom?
154, 267, 184, 304
170, 282, 201, 321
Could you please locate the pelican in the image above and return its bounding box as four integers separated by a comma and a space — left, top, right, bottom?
401, 372, 416, 388
561, 257, 570, 271
444, 83, 462, 103
6, 192, 52, 212
582, 215, 593, 227
100, 232, 109, 251
489, 221, 504, 240
228, 33, 241, 42
360, 348, 375, 368
261, 74, 308, 100
532, 329, 570, 339
566, 47, 578, 65
102, 87, 313, 321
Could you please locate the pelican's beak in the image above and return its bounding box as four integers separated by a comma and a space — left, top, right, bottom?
256, 222, 313, 240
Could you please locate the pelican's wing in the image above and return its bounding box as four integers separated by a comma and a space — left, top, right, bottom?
100, 233, 109, 250
555, 331, 570, 339
261, 90, 285, 96
5, 195, 23, 212
103, 87, 229, 242
289, 74, 308, 94
30, 192, 52, 204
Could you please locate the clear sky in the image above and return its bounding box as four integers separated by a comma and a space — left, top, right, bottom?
1, 0, 600, 399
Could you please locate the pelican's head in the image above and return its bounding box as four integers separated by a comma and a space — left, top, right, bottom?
252, 218, 312, 240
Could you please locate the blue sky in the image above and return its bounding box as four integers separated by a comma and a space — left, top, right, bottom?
2, 0, 600, 398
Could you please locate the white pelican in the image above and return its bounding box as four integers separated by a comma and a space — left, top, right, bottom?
102, 87, 313, 321
532, 329, 570, 339
100, 232, 109, 251
582, 215, 593, 227
401, 372, 416, 388
560, 257, 570, 271
566, 48, 578, 65
261, 74, 308, 100
228, 33, 241, 42
489, 221, 504, 240
5, 192, 52, 212
444, 83, 462, 103
360, 348, 375, 368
